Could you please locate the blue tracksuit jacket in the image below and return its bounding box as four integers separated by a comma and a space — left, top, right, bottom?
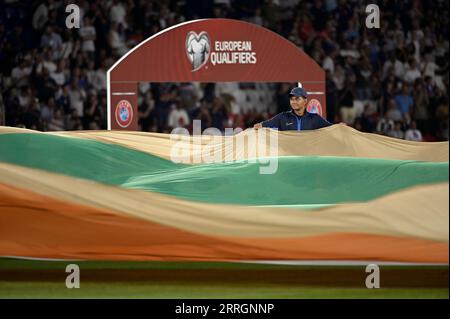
261, 111, 332, 131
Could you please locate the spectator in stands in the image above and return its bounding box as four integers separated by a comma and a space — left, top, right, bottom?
404, 58, 422, 84
40, 25, 62, 50
68, 78, 86, 118
395, 83, 414, 116
386, 98, 403, 122
11, 58, 32, 87
405, 121, 423, 141
211, 97, 228, 132
388, 121, 405, 139
382, 53, 405, 81
412, 79, 430, 134
168, 99, 190, 130
376, 114, 394, 136
355, 104, 377, 133
108, 22, 128, 57
22, 97, 41, 130
338, 76, 356, 125
139, 91, 156, 132
40, 96, 55, 128
79, 16, 96, 57
193, 99, 213, 133
83, 94, 101, 130
50, 59, 68, 86
110, 0, 127, 28
48, 108, 64, 131
32, 0, 54, 31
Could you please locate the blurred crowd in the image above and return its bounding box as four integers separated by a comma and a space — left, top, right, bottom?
0, 0, 448, 141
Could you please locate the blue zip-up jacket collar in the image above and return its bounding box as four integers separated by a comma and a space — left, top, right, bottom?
261, 110, 332, 131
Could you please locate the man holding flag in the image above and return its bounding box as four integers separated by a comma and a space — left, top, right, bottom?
254, 85, 332, 131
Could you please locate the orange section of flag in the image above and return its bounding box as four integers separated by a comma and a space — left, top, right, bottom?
0, 183, 447, 263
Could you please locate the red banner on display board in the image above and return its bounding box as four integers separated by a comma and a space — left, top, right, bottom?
107, 18, 325, 130
110, 82, 138, 131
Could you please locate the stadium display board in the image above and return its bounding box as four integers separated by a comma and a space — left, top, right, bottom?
107, 18, 326, 130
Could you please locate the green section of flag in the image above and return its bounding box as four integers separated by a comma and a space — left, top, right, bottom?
0, 133, 179, 184
1, 133, 448, 206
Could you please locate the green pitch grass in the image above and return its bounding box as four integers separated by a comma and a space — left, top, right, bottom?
0, 258, 447, 299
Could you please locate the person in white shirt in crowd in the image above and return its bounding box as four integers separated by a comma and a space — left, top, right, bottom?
322, 48, 336, 75
421, 53, 439, 82
11, 59, 32, 87
332, 64, 346, 91
376, 114, 395, 136
108, 22, 129, 57
32, 0, 55, 31
36, 49, 57, 74
18, 86, 33, 109
68, 78, 86, 117
57, 29, 78, 60
91, 61, 107, 91
109, 0, 127, 28
382, 53, 405, 80
48, 108, 65, 131
404, 58, 422, 84
405, 121, 423, 141
158, 4, 172, 29
50, 59, 68, 87
79, 16, 96, 55
407, 21, 424, 63
168, 100, 190, 129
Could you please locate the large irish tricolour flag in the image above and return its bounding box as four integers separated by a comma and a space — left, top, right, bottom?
0, 125, 448, 263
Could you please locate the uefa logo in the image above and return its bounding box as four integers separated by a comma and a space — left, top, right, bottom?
306, 99, 323, 117
115, 99, 133, 128
186, 31, 210, 71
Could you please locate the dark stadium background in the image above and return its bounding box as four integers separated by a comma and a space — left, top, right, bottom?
0, 0, 448, 141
